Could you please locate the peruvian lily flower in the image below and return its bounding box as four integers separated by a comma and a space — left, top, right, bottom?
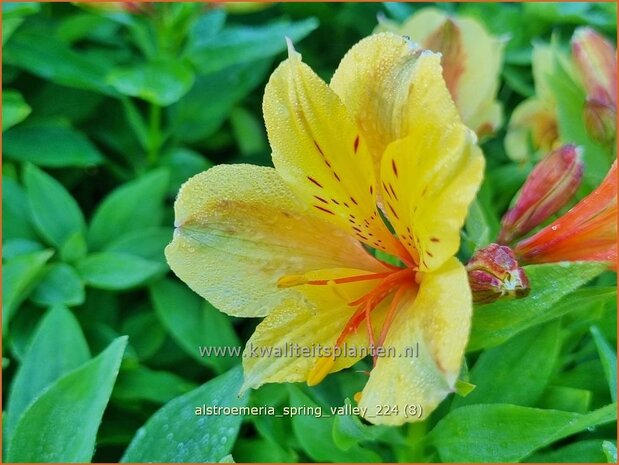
514, 161, 617, 269
166, 33, 484, 425
377, 8, 505, 138
505, 43, 562, 162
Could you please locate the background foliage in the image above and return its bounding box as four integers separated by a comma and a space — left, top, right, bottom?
2, 2, 617, 463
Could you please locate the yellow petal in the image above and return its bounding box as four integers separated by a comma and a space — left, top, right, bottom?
505, 98, 559, 162
241, 270, 388, 392
359, 258, 471, 425
330, 33, 461, 175
380, 121, 484, 272
165, 164, 384, 317
374, 9, 505, 136
263, 41, 402, 257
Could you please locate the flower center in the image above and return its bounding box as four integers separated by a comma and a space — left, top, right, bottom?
278, 266, 418, 385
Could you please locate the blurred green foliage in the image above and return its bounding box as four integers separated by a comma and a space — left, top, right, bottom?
2, 2, 617, 463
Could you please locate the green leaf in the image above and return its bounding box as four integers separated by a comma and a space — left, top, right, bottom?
162, 147, 212, 195
121, 366, 248, 462
289, 386, 381, 462
230, 107, 268, 156
603, 440, 617, 463
463, 180, 500, 253
121, 310, 166, 360
469, 262, 609, 350
24, 164, 86, 249
538, 386, 592, 413
187, 18, 318, 74
30, 262, 85, 307
171, 60, 270, 143
528, 439, 608, 463
2, 89, 31, 131
429, 403, 617, 462
2, 249, 54, 326
7, 337, 127, 462
5, 123, 103, 167
332, 399, 389, 451
591, 326, 618, 402
6, 305, 90, 440
234, 439, 295, 462
108, 60, 195, 106
77, 252, 162, 290
548, 53, 612, 188
112, 366, 197, 405
455, 321, 560, 408
105, 227, 171, 267
3, 238, 44, 260
88, 169, 169, 250
4, 31, 117, 96
2, 2, 41, 19
149, 278, 240, 372
59, 229, 88, 263
2, 176, 38, 241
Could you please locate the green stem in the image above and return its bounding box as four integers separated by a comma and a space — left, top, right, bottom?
147, 103, 162, 165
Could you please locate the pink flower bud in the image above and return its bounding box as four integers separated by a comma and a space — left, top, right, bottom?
572, 27, 617, 108
572, 27, 617, 144
466, 243, 530, 304
584, 97, 617, 145
498, 145, 584, 244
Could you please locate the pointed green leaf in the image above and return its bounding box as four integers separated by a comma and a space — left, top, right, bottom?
77, 252, 162, 290
87, 169, 169, 250
2, 90, 31, 131
121, 366, 248, 462
149, 278, 240, 372
108, 60, 195, 106
430, 403, 617, 462
469, 262, 609, 350
30, 263, 85, 307
6, 306, 90, 439
24, 164, 86, 248
5, 124, 103, 167
7, 337, 127, 462
2, 249, 54, 326
591, 326, 617, 402
454, 322, 561, 408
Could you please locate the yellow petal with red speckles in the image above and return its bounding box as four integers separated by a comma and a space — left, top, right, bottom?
166, 164, 386, 317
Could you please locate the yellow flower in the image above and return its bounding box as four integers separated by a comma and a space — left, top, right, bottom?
166, 33, 484, 425
377, 8, 505, 138
505, 44, 563, 162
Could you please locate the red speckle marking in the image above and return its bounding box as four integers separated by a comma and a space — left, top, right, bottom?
350, 196, 358, 205
313, 140, 324, 156
430, 237, 440, 243
307, 176, 323, 188
387, 202, 399, 220
391, 159, 399, 178
314, 195, 329, 204
353, 136, 360, 153
314, 205, 335, 215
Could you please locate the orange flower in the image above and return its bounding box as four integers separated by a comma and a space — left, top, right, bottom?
514, 162, 617, 269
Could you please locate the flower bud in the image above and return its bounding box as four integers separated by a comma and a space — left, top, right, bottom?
466, 243, 530, 304
572, 27, 617, 107
572, 27, 617, 144
498, 145, 583, 244
584, 97, 617, 145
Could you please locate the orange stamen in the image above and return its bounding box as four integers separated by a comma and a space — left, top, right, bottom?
377, 284, 410, 352
306, 271, 395, 286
